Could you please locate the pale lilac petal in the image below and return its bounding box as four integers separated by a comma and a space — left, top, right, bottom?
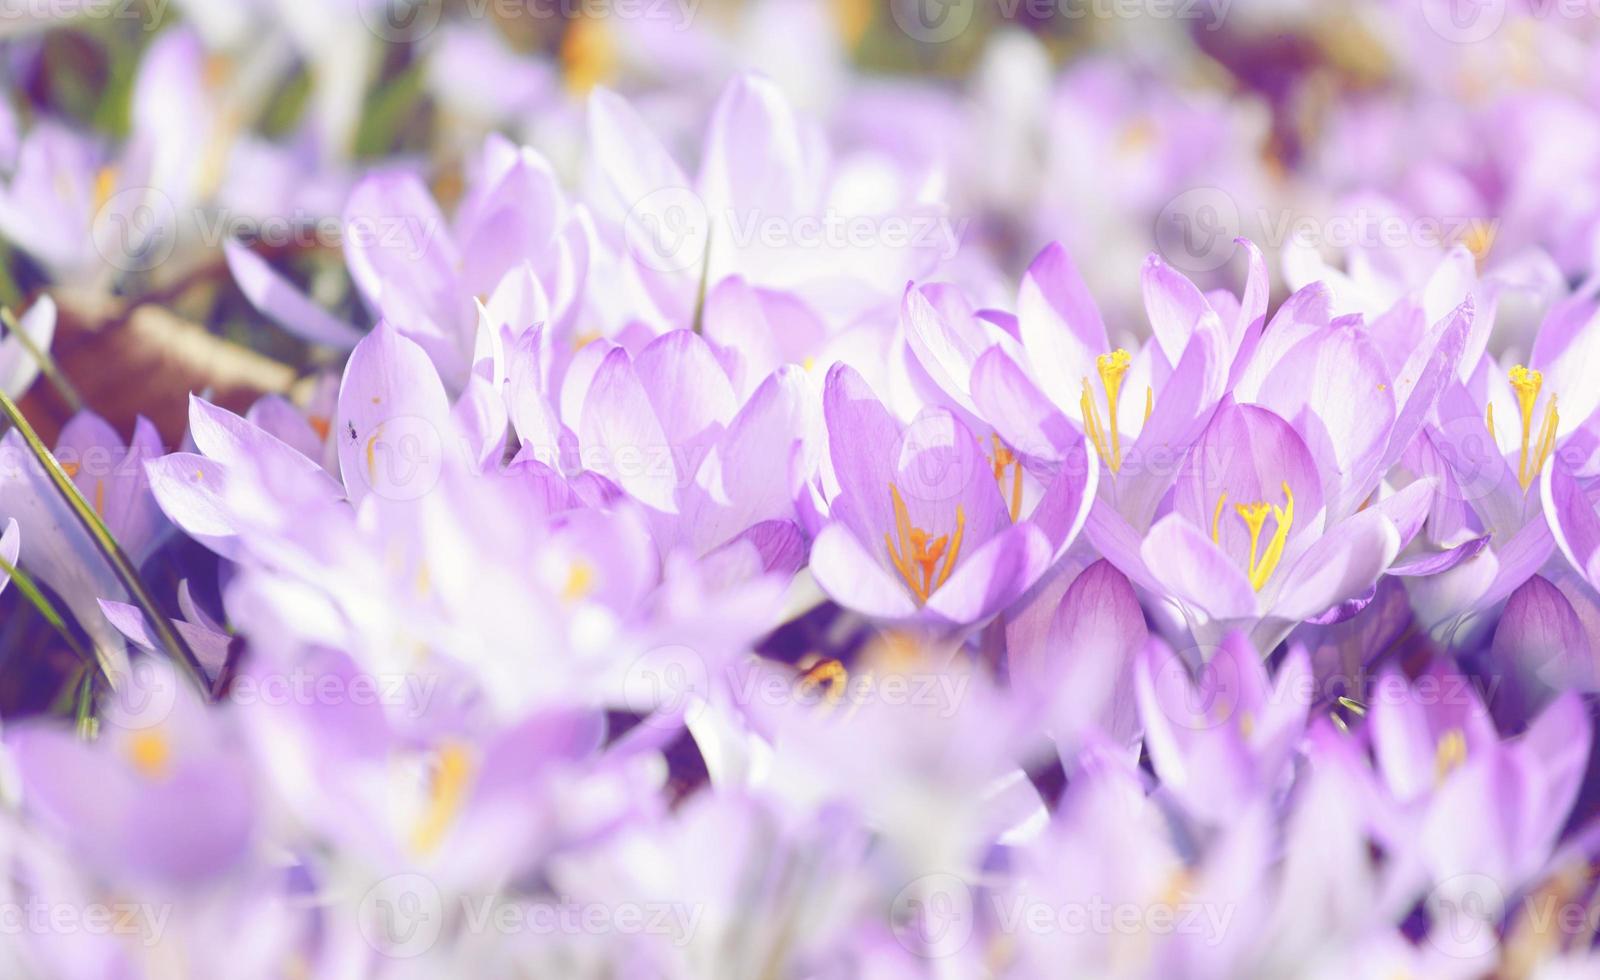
1271, 510, 1400, 622
1016, 242, 1106, 412
224, 241, 365, 349
808, 522, 918, 620
1141, 513, 1258, 621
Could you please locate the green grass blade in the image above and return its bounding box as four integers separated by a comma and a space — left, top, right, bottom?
2, 306, 85, 414
0, 387, 210, 698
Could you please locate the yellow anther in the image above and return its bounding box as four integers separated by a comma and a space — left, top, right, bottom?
411, 742, 474, 856
885, 484, 964, 604
1216, 482, 1294, 591
92, 165, 117, 217
1081, 348, 1136, 475
795, 658, 848, 708
128, 730, 171, 779
1460, 220, 1496, 264
561, 561, 595, 603
1508, 364, 1559, 492
1434, 727, 1467, 784
560, 17, 617, 96
1144, 385, 1154, 425
989, 434, 1023, 523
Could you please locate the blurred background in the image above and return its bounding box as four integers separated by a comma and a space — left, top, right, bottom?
0, 0, 1594, 703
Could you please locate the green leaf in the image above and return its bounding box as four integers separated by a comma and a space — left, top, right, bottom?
0, 386, 210, 698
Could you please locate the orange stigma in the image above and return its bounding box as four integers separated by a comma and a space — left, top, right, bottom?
989, 434, 1024, 522
885, 484, 965, 604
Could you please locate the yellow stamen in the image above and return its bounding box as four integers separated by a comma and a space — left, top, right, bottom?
128, 730, 171, 779
795, 658, 848, 707
989, 435, 1024, 523
1508, 365, 1559, 492
1081, 348, 1134, 475
1219, 482, 1295, 591
1434, 727, 1467, 784
885, 484, 965, 604
562, 561, 594, 603
92, 165, 118, 217
411, 742, 474, 856
1144, 385, 1154, 425
1486, 401, 1495, 435
560, 17, 616, 96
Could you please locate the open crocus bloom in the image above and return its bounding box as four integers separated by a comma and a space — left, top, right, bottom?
808, 363, 1094, 626
1126, 400, 1406, 650
962, 240, 1251, 531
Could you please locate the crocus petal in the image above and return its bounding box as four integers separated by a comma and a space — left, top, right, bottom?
1256, 327, 1395, 520
1542, 458, 1600, 590
634, 330, 737, 454
821, 362, 904, 546
924, 522, 1050, 624
1141, 513, 1258, 621
1140, 253, 1212, 367
1014, 559, 1145, 744
224, 241, 365, 349
1016, 242, 1106, 414
0, 293, 54, 397
335, 321, 456, 506
1270, 509, 1400, 622
969, 345, 1077, 460
808, 522, 918, 620
0, 517, 16, 595
578, 346, 678, 512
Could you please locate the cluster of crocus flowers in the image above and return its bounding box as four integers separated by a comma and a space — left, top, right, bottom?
0, 5, 1597, 978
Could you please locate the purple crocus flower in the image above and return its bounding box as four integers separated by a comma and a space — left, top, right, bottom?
807, 362, 1094, 627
